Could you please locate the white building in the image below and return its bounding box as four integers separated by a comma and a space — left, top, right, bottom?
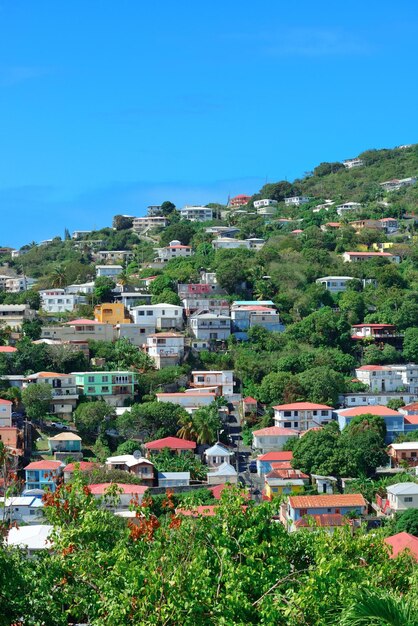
190, 370, 234, 396
336, 202, 362, 216
273, 402, 334, 431
189, 311, 231, 341
343, 251, 400, 263
40, 289, 86, 313
95, 250, 134, 263
355, 364, 418, 394
131, 303, 184, 330
204, 443, 233, 467
116, 322, 155, 346
146, 333, 185, 369
284, 196, 310, 207
72, 230, 92, 239
380, 177, 417, 192
156, 391, 216, 414
7, 524, 53, 556
0, 305, 36, 329
315, 276, 360, 293
252, 426, 299, 454
25, 372, 79, 417
0, 496, 44, 525
66, 281, 95, 294
154, 240, 193, 262
212, 237, 265, 251
386, 483, 418, 514
132, 216, 168, 233
206, 462, 238, 485
96, 265, 123, 278
343, 158, 364, 169
5, 277, 37, 292
179, 206, 214, 222
254, 199, 278, 209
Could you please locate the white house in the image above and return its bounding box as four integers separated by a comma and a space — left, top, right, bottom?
154, 240, 193, 262
0, 496, 44, 525
131, 303, 184, 330
284, 196, 310, 207
41, 318, 115, 343
273, 402, 334, 431
40, 289, 86, 313
204, 443, 233, 467
189, 311, 231, 341
179, 206, 214, 222
336, 202, 362, 216
386, 483, 418, 514
95, 265, 123, 278
206, 461, 238, 485
343, 251, 400, 263
190, 371, 234, 396
254, 199, 278, 209
25, 372, 79, 417
158, 472, 190, 488
315, 276, 360, 293
5, 277, 37, 292
146, 332, 185, 369
252, 426, 299, 454
66, 281, 95, 294
95, 250, 134, 263
132, 216, 168, 233
7, 525, 53, 556
343, 158, 364, 169
355, 364, 418, 394
156, 391, 216, 414
212, 237, 265, 251
116, 323, 155, 346
72, 230, 92, 239
0, 305, 36, 329
380, 177, 417, 192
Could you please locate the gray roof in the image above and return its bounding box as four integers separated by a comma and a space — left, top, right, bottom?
387, 482, 418, 495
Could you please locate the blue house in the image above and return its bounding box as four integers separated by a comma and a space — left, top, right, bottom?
231, 302, 285, 340
24, 460, 63, 492
336, 406, 405, 443
284, 494, 367, 531
256, 451, 294, 476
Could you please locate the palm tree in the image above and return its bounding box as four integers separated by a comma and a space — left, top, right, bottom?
50, 264, 67, 288
177, 414, 197, 441
191, 406, 221, 445
340, 590, 418, 626
117, 269, 129, 293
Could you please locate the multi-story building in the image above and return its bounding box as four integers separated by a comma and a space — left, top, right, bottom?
254, 199, 278, 210
273, 402, 334, 431
130, 303, 184, 330
252, 426, 299, 454
189, 311, 231, 341
336, 405, 405, 443
355, 364, 418, 394
264, 468, 309, 500
72, 230, 92, 239
212, 237, 265, 251
40, 289, 86, 313
205, 226, 240, 237
380, 177, 417, 192
24, 460, 63, 492
41, 318, 115, 343
343, 251, 400, 263
113, 291, 152, 308
343, 158, 364, 169
146, 333, 185, 369
0, 305, 36, 330
190, 370, 234, 396
388, 443, 418, 467
95, 265, 123, 279
351, 324, 401, 342
115, 323, 155, 346
132, 216, 168, 233
25, 372, 79, 418
66, 281, 95, 294
94, 250, 134, 263
5, 277, 37, 292
156, 391, 217, 414
380, 217, 399, 233
179, 206, 214, 222
48, 432, 82, 458
335, 202, 362, 216
105, 455, 156, 487
72, 371, 135, 406
181, 294, 229, 317
229, 194, 251, 207
154, 240, 193, 262
231, 304, 284, 338
0, 399, 12, 427
94, 303, 131, 325
284, 196, 310, 207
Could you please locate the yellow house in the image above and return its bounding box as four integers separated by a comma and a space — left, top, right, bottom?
94, 303, 131, 325
372, 242, 394, 251
264, 468, 309, 500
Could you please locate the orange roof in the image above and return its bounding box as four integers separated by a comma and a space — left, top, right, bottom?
88, 483, 148, 495
0, 399, 12, 406
156, 392, 216, 397
288, 494, 367, 509
356, 365, 388, 371
404, 416, 418, 424
25, 460, 62, 470
144, 436, 196, 450
339, 405, 401, 417
66, 318, 100, 325
402, 402, 418, 411
253, 426, 298, 437
258, 451, 293, 462
345, 251, 393, 256
271, 461, 293, 470
30, 371, 68, 378
266, 468, 308, 480
385, 532, 418, 560
148, 333, 183, 338
243, 396, 257, 403
273, 402, 333, 411
0, 346, 17, 353
295, 514, 349, 528
177, 505, 218, 517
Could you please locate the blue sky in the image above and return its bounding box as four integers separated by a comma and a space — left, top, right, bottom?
1, 1, 417, 246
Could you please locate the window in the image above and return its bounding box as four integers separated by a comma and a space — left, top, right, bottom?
102, 376, 108, 382
284, 411, 291, 417
87, 387, 95, 393
88, 376, 94, 383
294, 422, 298, 428
299, 508, 307, 516
283, 421, 292, 428
321, 411, 328, 416
404, 497, 413, 503
146, 311, 153, 316
138, 311, 145, 316
411, 452, 417, 458
197, 376, 205, 382
101, 386, 109, 393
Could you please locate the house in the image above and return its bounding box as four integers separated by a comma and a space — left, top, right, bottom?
95, 265, 123, 278
5, 277, 37, 292
380, 217, 399, 233
114, 291, 152, 308
256, 451, 294, 476
63, 461, 98, 482
24, 460, 63, 492
339, 392, 418, 409
48, 432, 82, 457
336, 405, 404, 443
311, 474, 338, 494
242, 396, 257, 415
388, 442, 418, 467
343, 158, 364, 169
0, 399, 12, 427
154, 240, 193, 262
130, 303, 184, 330
189, 311, 231, 341
205, 226, 240, 237
355, 364, 418, 394
212, 237, 265, 251
66, 281, 95, 294
144, 436, 196, 456
94, 302, 131, 325
0, 426, 23, 458
105, 455, 155, 486
156, 391, 216, 414
204, 443, 233, 467
284, 196, 310, 207
41, 318, 115, 343
383, 483, 418, 515
147, 204, 162, 216
400, 401, 418, 415
95, 250, 134, 263
343, 251, 400, 263
0, 304, 36, 329
7, 524, 53, 556
351, 324, 400, 341
231, 304, 284, 338
190, 371, 234, 396
252, 426, 299, 454
254, 199, 278, 210
349, 219, 384, 232
181, 294, 230, 317
281, 494, 367, 532
72, 371, 135, 406
25, 372, 79, 418
88, 483, 149, 508
336, 202, 362, 216
320, 222, 341, 230
132, 216, 168, 233
206, 461, 238, 485
179, 206, 214, 222
315, 276, 360, 293
264, 468, 309, 499
146, 333, 185, 368
384, 532, 418, 561
380, 177, 417, 192
229, 194, 251, 207
40, 289, 86, 313
157, 472, 190, 488
273, 402, 334, 431
0, 496, 44, 524
72, 230, 92, 239
116, 323, 155, 346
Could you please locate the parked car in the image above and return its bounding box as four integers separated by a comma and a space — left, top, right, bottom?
249, 460, 257, 473
50, 422, 69, 431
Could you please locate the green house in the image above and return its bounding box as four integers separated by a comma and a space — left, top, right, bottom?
72, 371, 135, 405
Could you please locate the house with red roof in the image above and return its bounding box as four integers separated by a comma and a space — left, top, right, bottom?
0, 399, 12, 427
351, 323, 400, 341
336, 405, 405, 443
294, 514, 350, 532
144, 436, 196, 457
155, 240, 193, 263
273, 402, 334, 432
264, 467, 309, 500
256, 451, 294, 476
242, 396, 257, 415
229, 194, 251, 208
88, 483, 149, 509
252, 426, 299, 454
281, 493, 367, 532
63, 461, 99, 481
343, 251, 400, 263
384, 532, 418, 561
24, 460, 63, 492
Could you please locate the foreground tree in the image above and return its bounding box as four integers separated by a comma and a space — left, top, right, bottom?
21, 382, 53, 421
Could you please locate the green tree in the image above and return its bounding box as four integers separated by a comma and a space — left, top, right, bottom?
403, 327, 418, 362
21, 382, 53, 421
341, 590, 418, 626
21, 318, 42, 340
74, 401, 115, 442
151, 288, 182, 306
297, 366, 345, 405
116, 401, 188, 440
112, 215, 134, 230
394, 508, 418, 537
159, 221, 197, 246
93, 277, 116, 303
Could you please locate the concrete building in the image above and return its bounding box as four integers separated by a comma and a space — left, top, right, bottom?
189, 311, 231, 341
25, 372, 78, 418
66, 281, 95, 294
40, 289, 86, 313
336, 202, 362, 216
0, 305, 36, 329
95, 250, 134, 263
336, 405, 404, 443
0, 399, 12, 427
380, 177, 417, 192
41, 318, 115, 343
190, 370, 234, 396
130, 303, 184, 330
146, 332, 185, 369
212, 237, 265, 251
355, 364, 418, 394
281, 494, 367, 532
115, 323, 155, 346
179, 206, 214, 222
284, 196, 310, 207
343, 251, 400, 263
231, 304, 284, 338
95, 265, 123, 278
388, 442, 418, 467
229, 195, 251, 207
343, 158, 364, 169
154, 240, 193, 262
94, 302, 131, 325
273, 402, 334, 431
315, 276, 360, 293
72, 371, 135, 406
156, 391, 216, 414
132, 216, 168, 233
5, 277, 37, 292
252, 426, 299, 454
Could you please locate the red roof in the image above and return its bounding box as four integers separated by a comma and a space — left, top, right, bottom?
295, 514, 349, 528
253, 426, 298, 437
177, 505, 218, 517
356, 365, 388, 371
64, 461, 98, 473
0, 346, 17, 353
235, 305, 275, 312
266, 468, 308, 480
271, 461, 293, 469
243, 396, 257, 403
352, 323, 396, 329
324, 222, 341, 227
273, 402, 333, 411
289, 494, 367, 509
258, 451, 293, 462
401, 402, 418, 411
144, 436, 196, 450
384, 532, 418, 561
233, 195, 251, 199
291, 229, 303, 234
66, 318, 100, 325
339, 405, 401, 417
0, 399, 12, 406
25, 460, 62, 470
88, 483, 148, 495
208, 484, 228, 500
168, 244, 192, 249
404, 416, 418, 424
